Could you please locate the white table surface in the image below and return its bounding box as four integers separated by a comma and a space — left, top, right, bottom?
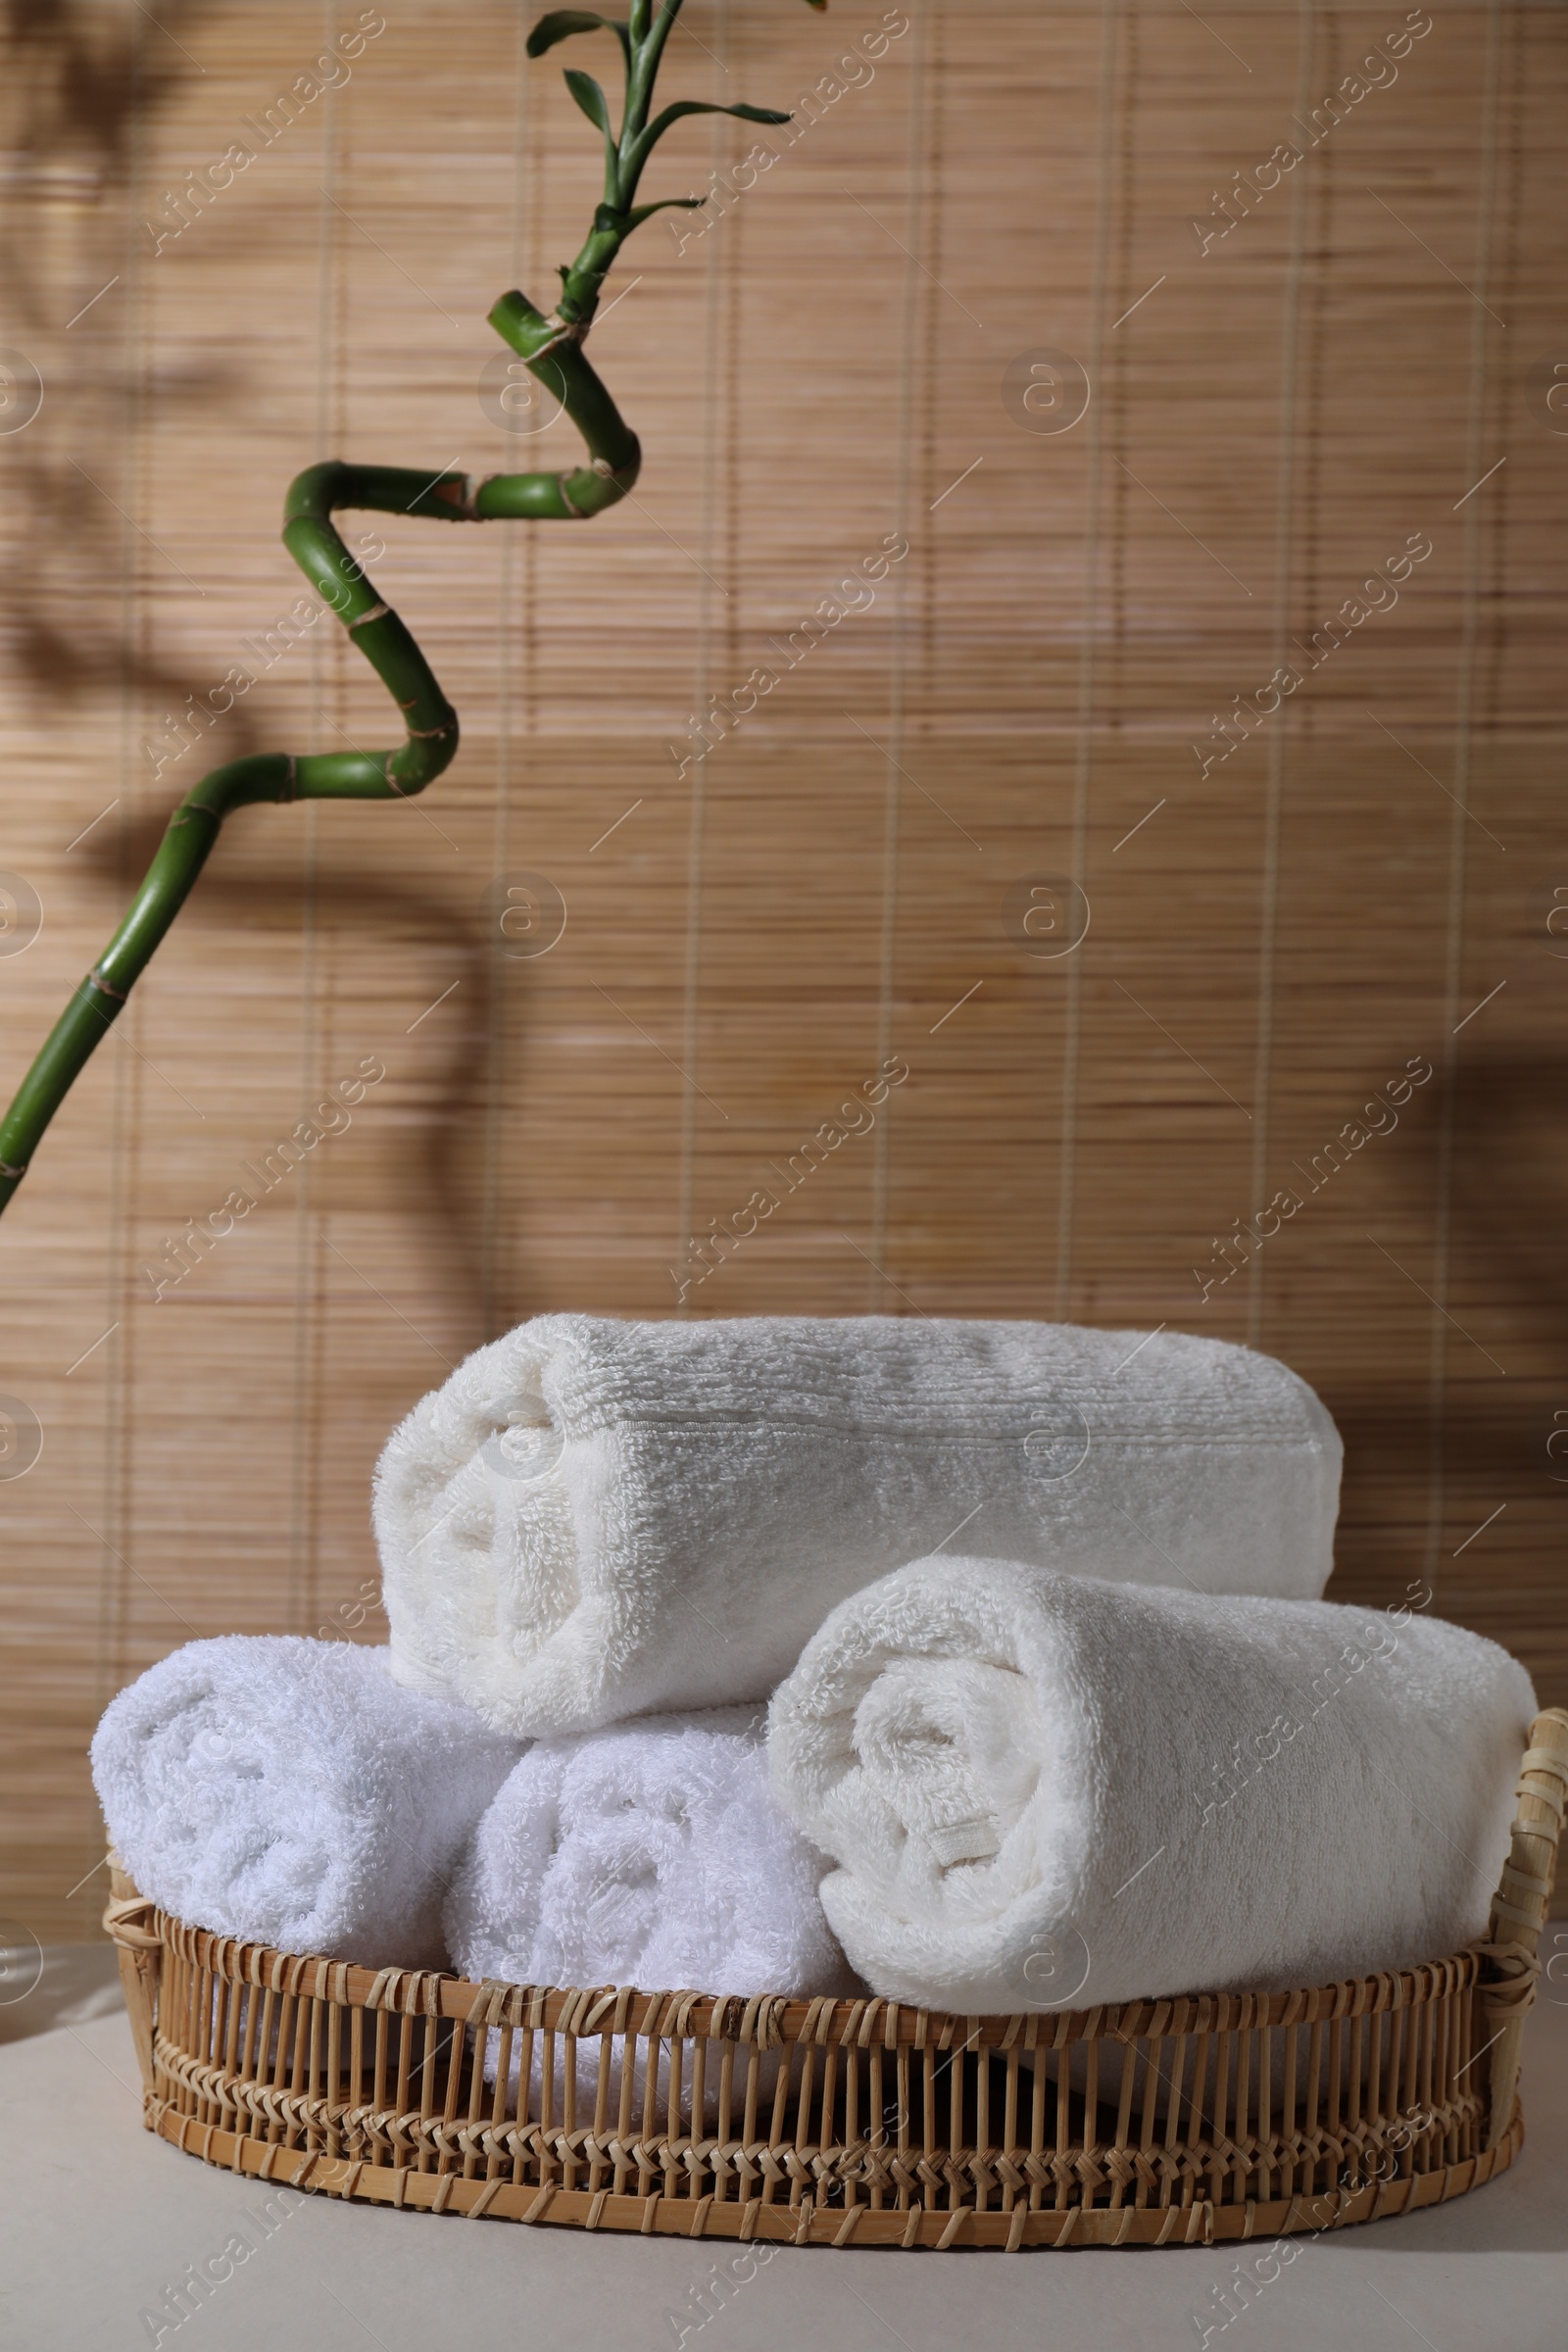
2, 1947, 1564, 2352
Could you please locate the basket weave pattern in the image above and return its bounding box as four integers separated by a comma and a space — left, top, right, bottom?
105, 1709, 1568, 2251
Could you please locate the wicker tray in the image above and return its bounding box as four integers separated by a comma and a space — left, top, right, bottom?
104, 1708, 1568, 2251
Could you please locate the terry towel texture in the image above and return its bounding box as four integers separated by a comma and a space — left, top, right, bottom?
91, 1638, 521, 1969
374, 1314, 1343, 1737
444, 1706, 851, 1999
767, 1557, 1534, 2012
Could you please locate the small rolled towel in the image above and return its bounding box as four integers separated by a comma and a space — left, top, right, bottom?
767, 1557, 1534, 2012
444, 1706, 850, 1999
374, 1313, 1342, 1736
91, 1638, 521, 1969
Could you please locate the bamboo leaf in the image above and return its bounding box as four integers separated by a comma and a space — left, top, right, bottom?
641, 98, 792, 151
622, 196, 707, 228
564, 69, 613, 135
526, 11, 630, 62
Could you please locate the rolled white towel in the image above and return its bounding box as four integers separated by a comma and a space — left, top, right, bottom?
91, 1638, 521, 1969
767, 1557, 1534, 2013
444, 1706, 850, 1999
374, 1313, 1341, 1736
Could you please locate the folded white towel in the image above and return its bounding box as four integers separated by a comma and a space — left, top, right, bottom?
374, 1313, 1342, 1736
767, 1557, 1534, 2012
91, 1639, 521, 1969
444, 1706, 850, 2000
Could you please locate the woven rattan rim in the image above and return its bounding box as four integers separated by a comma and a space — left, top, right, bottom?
137, 2101, 1525, 2248
133, 1909, 1487, 2047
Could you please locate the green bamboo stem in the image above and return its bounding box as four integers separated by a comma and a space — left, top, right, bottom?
0, 2, 805, 1219
0, 302, 625, 1213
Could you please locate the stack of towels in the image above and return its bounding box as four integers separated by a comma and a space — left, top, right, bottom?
93, 1315, 1535, 2010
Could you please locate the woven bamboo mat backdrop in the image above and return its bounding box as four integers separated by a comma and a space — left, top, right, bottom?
1, 0, 1564, 1941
